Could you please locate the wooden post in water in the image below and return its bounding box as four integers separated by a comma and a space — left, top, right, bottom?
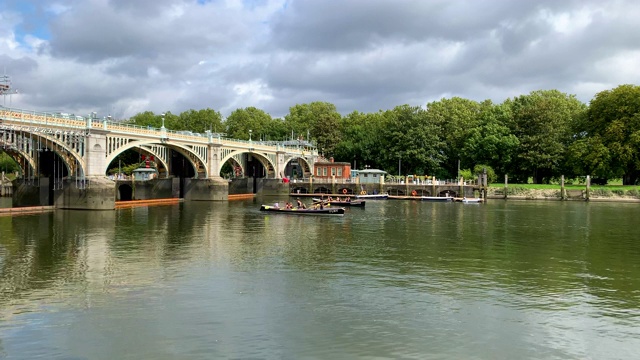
561, 175, 566, 200
504, 174, 508, 199
432, 177, 436, 198
483, 171, 487, 201
585, 175, 590, 201
459, 177, 464, 199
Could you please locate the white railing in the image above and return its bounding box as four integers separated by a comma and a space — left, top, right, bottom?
1, 106, 316, 155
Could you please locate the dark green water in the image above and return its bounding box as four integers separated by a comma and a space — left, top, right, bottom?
1, 199, 639, 359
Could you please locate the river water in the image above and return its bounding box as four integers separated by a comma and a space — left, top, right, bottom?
1, 198, 639, 359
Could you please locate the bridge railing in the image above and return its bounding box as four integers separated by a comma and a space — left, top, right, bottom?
1, 105, 316, 153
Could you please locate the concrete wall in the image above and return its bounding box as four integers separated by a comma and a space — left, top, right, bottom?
11, 178, 50, 207
53, 177, 116, 210
130, 179, 176, 200
229, 178, 251, 195
183, 178, 228, 201
256, 178, 289, 196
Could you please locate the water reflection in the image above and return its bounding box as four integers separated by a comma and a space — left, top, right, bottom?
0, 200, 639, 359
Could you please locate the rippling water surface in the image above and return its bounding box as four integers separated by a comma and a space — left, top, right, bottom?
1, 199, 640, 359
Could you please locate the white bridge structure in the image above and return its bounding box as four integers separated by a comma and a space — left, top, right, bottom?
0, 106, 318, 180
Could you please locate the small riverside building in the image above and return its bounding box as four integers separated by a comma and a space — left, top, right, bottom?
314, 157, 351, 181
357, 169, 387, 184
132, 168, 158, 181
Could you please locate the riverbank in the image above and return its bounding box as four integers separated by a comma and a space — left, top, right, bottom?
487, 186, 640, 202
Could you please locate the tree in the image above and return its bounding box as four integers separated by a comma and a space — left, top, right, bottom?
225, 107, 274, 140
582, 84, 640, 185
333, 111, 385, 169
284, 102, 342, 156
177, 108, 223, 134
128, 111, 178, 129
0, 151, 20, 174
508, 90, 586, 183
426, 97, 482, 178
379, 105, 446, 176
461, 101, 519, 178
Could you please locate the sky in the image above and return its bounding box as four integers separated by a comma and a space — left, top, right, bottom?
1, 0, 640, 120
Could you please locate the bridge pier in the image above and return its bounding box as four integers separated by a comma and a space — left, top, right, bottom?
54, 177, 115, 210
183, 177, 228, 201
12, 178, 51, 207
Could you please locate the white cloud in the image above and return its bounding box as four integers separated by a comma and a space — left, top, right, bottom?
1, 0, 639, 119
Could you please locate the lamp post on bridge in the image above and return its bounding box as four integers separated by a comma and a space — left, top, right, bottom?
160, 113, 167, 141
249, 129, 252, 142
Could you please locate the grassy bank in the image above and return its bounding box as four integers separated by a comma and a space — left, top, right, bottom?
488, 183, 640, 200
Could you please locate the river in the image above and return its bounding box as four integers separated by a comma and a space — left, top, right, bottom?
1, 199, 639, 359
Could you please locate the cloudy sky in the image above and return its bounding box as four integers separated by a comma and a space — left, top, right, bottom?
1, 0, 639, 120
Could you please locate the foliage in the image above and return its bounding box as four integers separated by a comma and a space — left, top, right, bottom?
473, 164, 497, 184
225, 107, 275, 140
177, 108, 223, 133
426, 97, 482, 177
459, 169, 474, 182
115, 84, 639, 185
462, 101, 518, 178
508, 90, 586, 183
0, 151, 20, 174
379, 105, 446, 176
127, 109, 222, 134
582, 84, 640, 185
333, 111, 385, 169
284, 102, 342, 156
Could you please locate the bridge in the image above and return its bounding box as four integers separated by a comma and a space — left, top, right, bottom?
0, 106, 318, 179
0, 105, 319, 209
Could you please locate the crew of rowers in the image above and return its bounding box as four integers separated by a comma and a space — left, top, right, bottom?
326, 196, 351, 202
275, 196, 353, 210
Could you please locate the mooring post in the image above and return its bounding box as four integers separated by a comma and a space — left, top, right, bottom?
561, 175, 566, 200
585, 175, 590, 201
483, 168, 487, 201
504, 174, 508, 200
432, 177, 436, 198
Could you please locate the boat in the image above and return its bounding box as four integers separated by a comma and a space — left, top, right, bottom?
420, 196, 454, 202
260, 205, 345, 216
387, 196, 421, 200
312, 198, 366, 207
355, 193, 389, 200
459, 197, 483, 203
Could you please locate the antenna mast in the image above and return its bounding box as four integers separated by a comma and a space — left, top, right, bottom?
0, 71, 18, 107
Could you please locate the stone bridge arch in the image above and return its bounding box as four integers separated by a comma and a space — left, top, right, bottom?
219, 150, 277, 178
283, 156, 312, 178
0, 130, 84, 178
105, 141, 206, 178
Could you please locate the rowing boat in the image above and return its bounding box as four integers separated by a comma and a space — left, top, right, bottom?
312, 198, 366, 207
420, 196, 454, 202
260, 205, 345, 216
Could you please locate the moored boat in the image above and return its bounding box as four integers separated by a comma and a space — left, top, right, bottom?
355, 193, 389, 200
458, 197, 483, 203
421, 196, 454, 202
312, 198, 366, 207
260, 205, 345, 216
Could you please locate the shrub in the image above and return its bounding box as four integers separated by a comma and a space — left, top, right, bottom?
473, 164, 497, 184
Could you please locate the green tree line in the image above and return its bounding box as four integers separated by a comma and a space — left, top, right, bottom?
119, 84, 640, 185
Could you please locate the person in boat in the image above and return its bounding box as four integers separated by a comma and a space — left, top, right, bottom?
335, 196, 341, 202
296, 198, 306, 209
345, 196, 351, 202
274, 202, 280, 208
328, 196, 333, 202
